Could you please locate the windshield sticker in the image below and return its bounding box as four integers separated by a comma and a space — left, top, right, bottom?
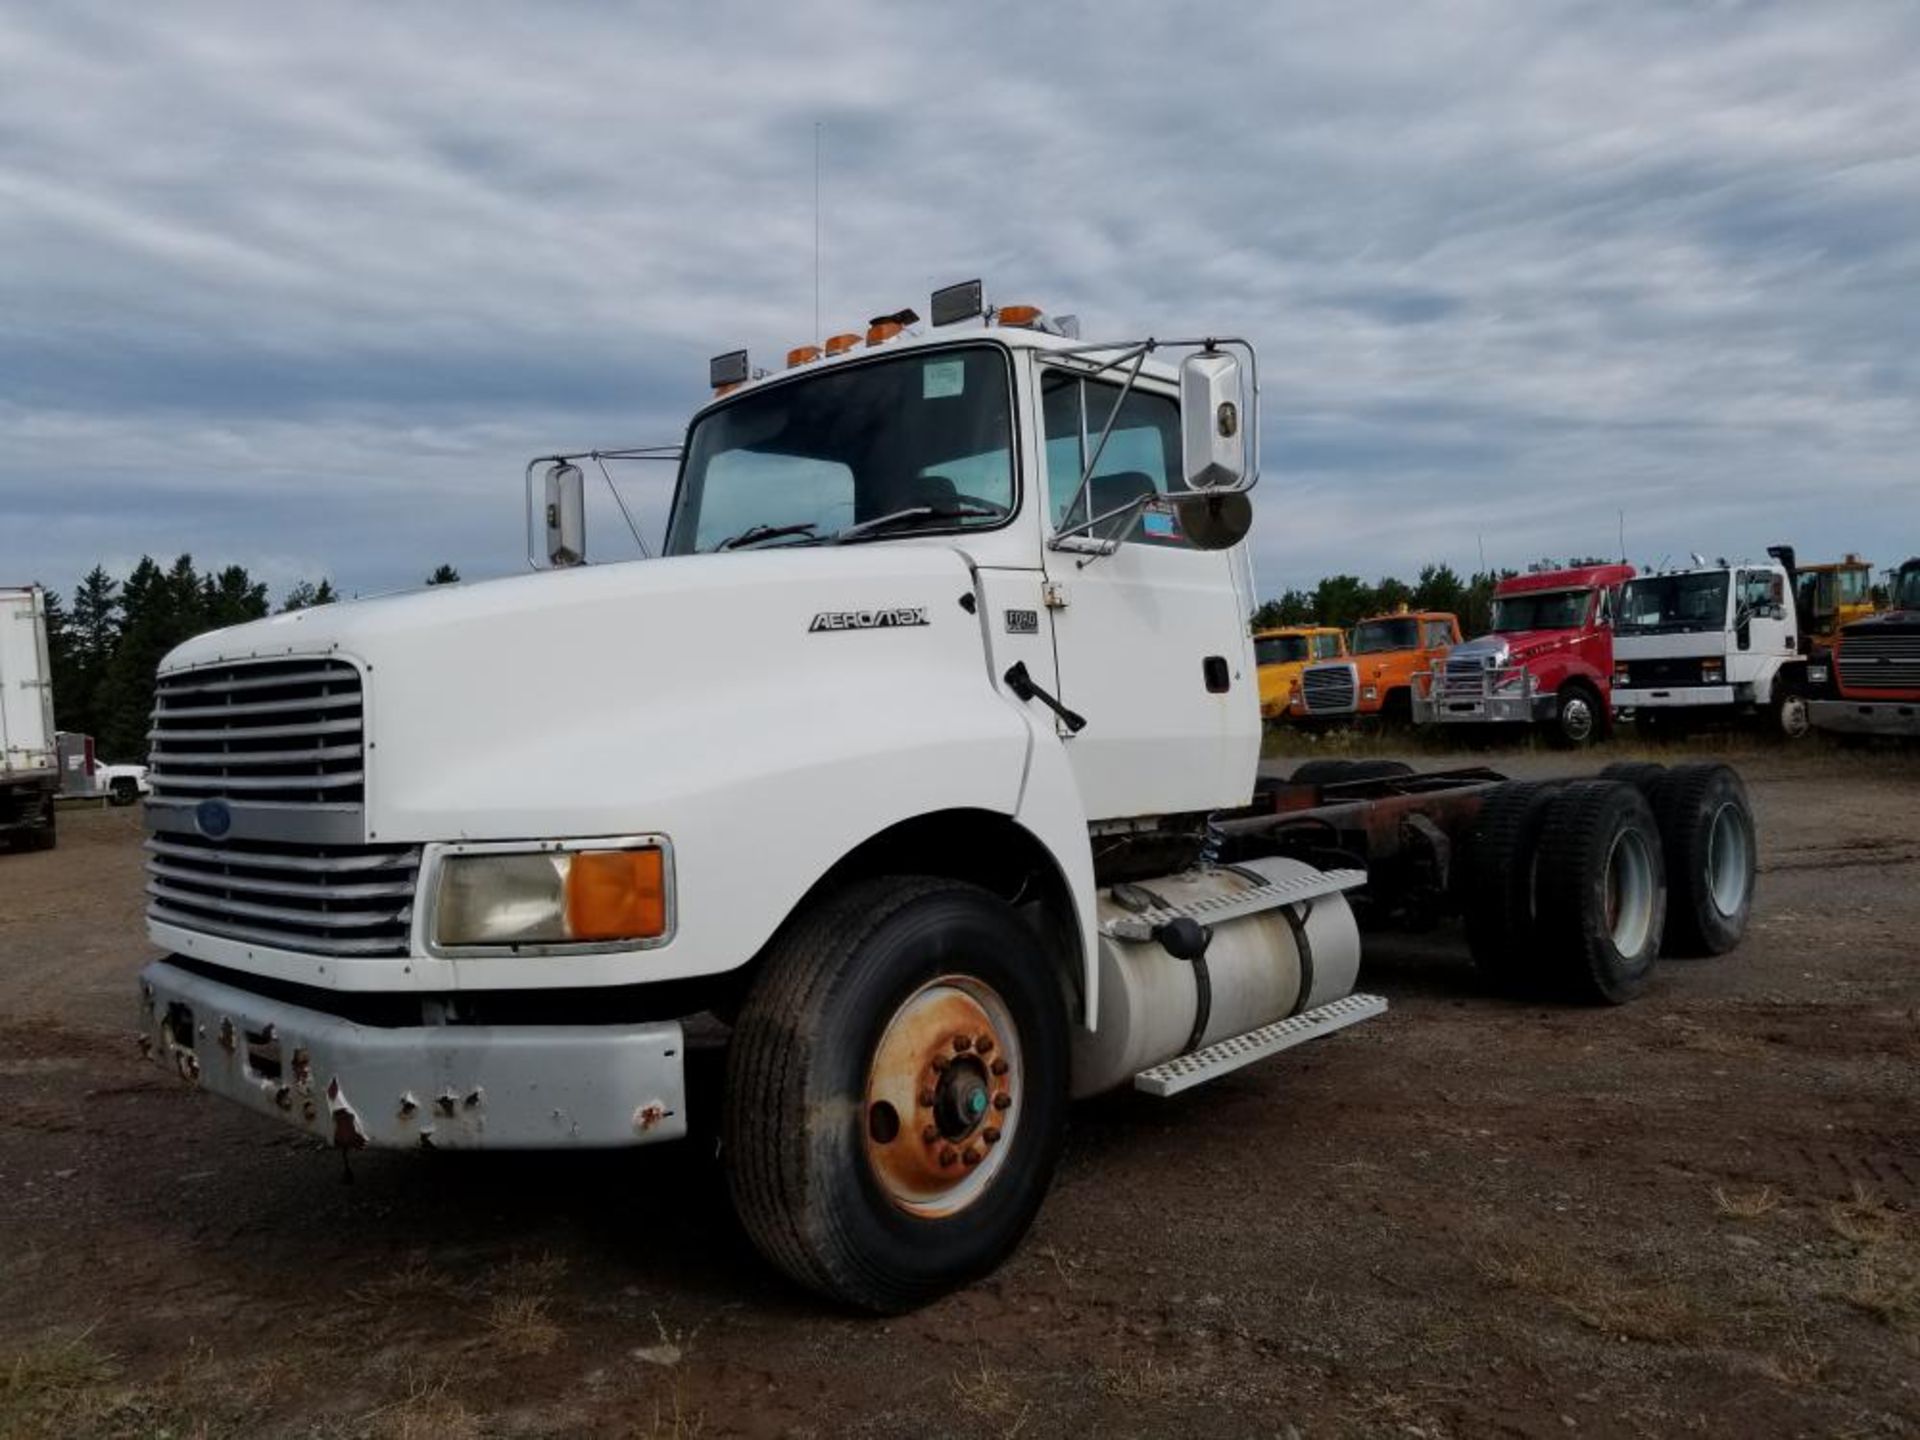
923, 360, 966, 400
1142, 508, 1179, 539
809, 607, 930, 633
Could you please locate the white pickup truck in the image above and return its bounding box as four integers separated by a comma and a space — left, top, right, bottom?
137, 287, 1756, 1310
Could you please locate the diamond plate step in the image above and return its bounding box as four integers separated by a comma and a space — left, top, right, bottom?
1101, 866, 1366, 942
1134, 993, 1388, 1097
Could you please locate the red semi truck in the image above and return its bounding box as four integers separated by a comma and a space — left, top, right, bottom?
1412, 563, 1635, 746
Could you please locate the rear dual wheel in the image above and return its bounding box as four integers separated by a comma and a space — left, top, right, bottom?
1600, 762, 1757, 957
724, 877, 1068, 1313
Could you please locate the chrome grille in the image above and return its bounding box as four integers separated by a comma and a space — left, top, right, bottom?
1300, 664, 1357, 714
146, 833, 418, 957
1837, 632, 1920, 692
149, 659, 364, 807
1439, 656, 1489, 698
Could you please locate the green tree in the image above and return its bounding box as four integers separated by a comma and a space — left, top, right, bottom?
1373, 575, 1413, 613
1413, 563, 1465, 617
98, 556, 212, 760
1312, 575, 1376, 629
281, 578, 338, 611
38, 586, 78, 730
201, 564, 269, 630
426, 564, 460, 586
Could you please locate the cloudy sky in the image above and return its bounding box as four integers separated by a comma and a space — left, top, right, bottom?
3, 1, 1916, 606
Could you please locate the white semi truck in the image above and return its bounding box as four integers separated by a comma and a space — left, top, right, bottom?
1, 584, 60, 852
138, 288, 1757, 1310
1612, 555, 1810, 738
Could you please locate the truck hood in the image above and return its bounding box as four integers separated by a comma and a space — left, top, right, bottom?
158, 543, 1024, 843
1450, 629, 1582, 667
1842, 608, 1920, 638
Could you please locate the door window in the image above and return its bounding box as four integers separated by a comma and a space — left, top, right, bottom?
1041, 371, 1189, 546
1312, 632, 1343, 659
1423, 619, 1454, 649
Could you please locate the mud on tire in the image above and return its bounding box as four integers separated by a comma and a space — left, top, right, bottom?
724, 876, 1069, 1313
1534, 781, 1667, 1005
1649, 762, 1755, 957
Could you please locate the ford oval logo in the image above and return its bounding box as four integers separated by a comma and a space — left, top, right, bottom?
194, 798, 233, 839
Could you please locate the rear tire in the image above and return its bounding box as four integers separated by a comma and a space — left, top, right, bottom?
1599, 761, 1666, 794
1289, 759, 1414, 788
724, 876, 1068, 1313
1534, 781, 1666, 1005
23, 795, 56, 852
1462, 782, 1559, 991
109, 778, 138, 807
1649, 763, 1755, 957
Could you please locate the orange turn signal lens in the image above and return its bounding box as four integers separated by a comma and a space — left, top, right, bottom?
824, 332, 861, 356
787, 345, 822, 367
866, 321, 903, 346
997, 304, 1041, 327
565, 848, 667, 941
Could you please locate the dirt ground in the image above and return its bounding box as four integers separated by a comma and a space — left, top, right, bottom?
2, 745, 1917, 1439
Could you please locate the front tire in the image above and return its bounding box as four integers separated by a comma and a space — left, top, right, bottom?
109, 778, 138, 807
1771, 687, 1810, 741
1547, 682, 1602, 748
724, 876, 1069, 1313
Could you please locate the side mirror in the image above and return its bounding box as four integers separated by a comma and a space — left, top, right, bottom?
1165, 490, 1253, 551
1179, 351, 1248, 491
544, 462, 586, 567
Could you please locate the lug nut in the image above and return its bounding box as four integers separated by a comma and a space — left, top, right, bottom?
918, 1089, 936, 1107
962, 1146, 982, 1166
930, 1055, 950, 1073
938, 1147, 958, 1167
990, 1058, 1009, 1076
273, 1086, 292, 1111
975, 1036, 995, 1055
983, 1126, 1002, 1144
993, 1093, 1012, 1111
952, 1035, 973, 1053
922, 1125, 939, 1144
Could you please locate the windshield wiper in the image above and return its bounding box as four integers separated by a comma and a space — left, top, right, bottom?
832, 502, 1001, 544
713, 522, 820, 552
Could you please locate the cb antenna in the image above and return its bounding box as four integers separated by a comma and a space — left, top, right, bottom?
813, 121, 822, 341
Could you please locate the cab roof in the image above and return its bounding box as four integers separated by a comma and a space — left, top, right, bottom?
1253, 624, 1342, 638
1497, 563, 1634, 595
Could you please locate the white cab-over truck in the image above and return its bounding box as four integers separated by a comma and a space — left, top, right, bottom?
1612, 555, 1809, 738
139, 287, 1758, 1311
2, 584, 60, 852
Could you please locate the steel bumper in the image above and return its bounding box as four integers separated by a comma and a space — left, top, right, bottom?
1809, 699, 1920, 736
1411, 693, 1535, 725
138, 959, 687, 1150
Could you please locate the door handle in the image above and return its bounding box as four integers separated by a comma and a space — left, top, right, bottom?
1202, 656, 1231, 693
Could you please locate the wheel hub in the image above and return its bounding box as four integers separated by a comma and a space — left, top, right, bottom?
862, 977, 1019, 1216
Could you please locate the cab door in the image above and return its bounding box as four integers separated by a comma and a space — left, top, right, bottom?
1036, 366, 1258, 821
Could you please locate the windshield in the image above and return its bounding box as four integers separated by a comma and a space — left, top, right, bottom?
1255, 635, 1309, 665
1491, 588, 1592, 632
1351, 618, 1420, 654
666, 346, 1013, 555
1618, 572, 1730, 633
1897, 566, 1920, 611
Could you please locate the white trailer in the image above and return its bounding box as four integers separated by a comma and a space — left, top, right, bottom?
135, 288, 1758, 1311
1, 585, 60, 851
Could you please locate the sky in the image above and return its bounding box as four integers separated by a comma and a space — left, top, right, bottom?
3, 1, 1917, 607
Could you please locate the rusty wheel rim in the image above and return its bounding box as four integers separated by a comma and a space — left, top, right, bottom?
862, 975, 1020, 1218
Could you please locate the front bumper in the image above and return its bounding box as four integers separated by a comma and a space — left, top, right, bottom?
1613, 684, 1734, 710
1809, 699, 1920, 736
138, 959, 687, 1150
1411, 692, 1539, 725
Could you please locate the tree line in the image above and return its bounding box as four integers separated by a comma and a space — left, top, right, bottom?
38, 558, 459, 761
1251, 559, 1618, 635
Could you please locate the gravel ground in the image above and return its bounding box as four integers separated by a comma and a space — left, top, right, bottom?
1, 745, 1916, 1438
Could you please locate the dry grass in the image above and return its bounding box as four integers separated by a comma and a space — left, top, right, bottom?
1102, 1353, 1185, 1402
347, 1257, 459, 1307
0, 1331, 119, 1440
0, 1330, 300, 1440
631, 1377, 706, 1440
1840, 1252, 1920, 1330
1479, 1247, 1705, 1345
1827, 1182, 1900, 1247
949, 1350, 1030, 1436
1714, 1184, 1781, 1221
362, 1370, 482, 1440
484, 1293, 562, 1358
1756, 1321, 1834, 1388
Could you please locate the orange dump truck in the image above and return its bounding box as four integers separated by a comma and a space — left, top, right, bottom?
1288, 610, 1462, 725
1254, 626, 1347, 720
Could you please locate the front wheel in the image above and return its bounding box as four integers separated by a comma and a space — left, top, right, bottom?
724, 877, 1069, 1313
1771, 688, 1810, 741
1547, 683, 1603, 748
109, 778, 139, 807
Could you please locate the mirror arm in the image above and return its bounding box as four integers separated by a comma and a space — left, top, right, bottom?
593, 453, 651, 559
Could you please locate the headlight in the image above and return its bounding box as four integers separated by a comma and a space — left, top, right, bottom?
435, 844, 670, 948
1614, 665, 1630, 687
1493, 670, 1525, 693
1362, 685, 1378, 701
1701, 658, 1725, 683
1808, 664, 1829, 684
